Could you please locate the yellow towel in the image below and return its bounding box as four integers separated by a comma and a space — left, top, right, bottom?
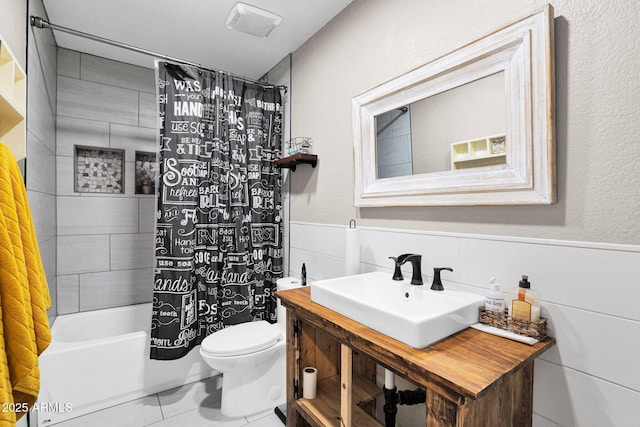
0, 142, 51, 425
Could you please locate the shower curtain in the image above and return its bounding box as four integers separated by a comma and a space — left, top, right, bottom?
151, 63, 284, 360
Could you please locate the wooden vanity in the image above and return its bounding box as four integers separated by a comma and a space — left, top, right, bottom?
277, 287, 554, 427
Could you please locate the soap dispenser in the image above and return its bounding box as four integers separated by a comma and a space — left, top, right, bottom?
301, 263, 307, 286
485, 277, 505, 313
508, 275, 540, 321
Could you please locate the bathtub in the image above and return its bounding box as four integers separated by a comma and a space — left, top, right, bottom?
37, 303, 217, 426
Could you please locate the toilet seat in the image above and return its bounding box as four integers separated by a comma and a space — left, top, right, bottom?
201, 320, 282, 357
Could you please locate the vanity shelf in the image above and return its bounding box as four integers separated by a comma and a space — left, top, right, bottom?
451, 134, 506, 170
296, 374, 381, 427
278, 286, 554, 427
275, 154, 318, 172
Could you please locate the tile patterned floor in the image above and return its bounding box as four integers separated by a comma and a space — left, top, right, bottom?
50, 375, 285, 427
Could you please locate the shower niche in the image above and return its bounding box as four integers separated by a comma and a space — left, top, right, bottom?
74, 145, 124, 193
134, 151, 157, 195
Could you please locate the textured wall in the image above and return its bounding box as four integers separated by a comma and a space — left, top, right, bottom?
290, 0, 640, 245
56, 49, 156, 313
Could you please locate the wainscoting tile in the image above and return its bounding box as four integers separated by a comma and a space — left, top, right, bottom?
56, 116, 110, 157
52, 395, 162, 427
540, 302, 640, 392
26, 131, 56, 195
80, 53, 156, 93
58, 196, 139, 235
26, 190, 56, 243
138, 91, 158, 129
290, 222, 345, 258
458, 238, 640, 321
57, 235, 110, 275
359, 227, 462, 282
156, 376, 222, 419
533, 359, 640, 427
139, 198, 156, 233
57, 48, 80, 79
57, 274, 79, 315
289, 247, 343, 282
79, 268, 153, 311
58, 76, 139, 125
109, 123, 157, 161
110, 233, 154, 270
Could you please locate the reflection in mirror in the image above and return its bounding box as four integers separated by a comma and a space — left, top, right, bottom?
374, 72, 506, 179
375, 106, 412, 179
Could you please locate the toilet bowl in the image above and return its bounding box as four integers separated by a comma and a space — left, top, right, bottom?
200, 277, 301, 418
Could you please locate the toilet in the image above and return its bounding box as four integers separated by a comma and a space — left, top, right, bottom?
200, 277, 301, 418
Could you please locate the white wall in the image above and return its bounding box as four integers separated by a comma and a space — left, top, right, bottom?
288, 1, 640, 425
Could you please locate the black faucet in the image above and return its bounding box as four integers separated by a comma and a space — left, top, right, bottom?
431, 267, 453, 291
389, 254, 423, 285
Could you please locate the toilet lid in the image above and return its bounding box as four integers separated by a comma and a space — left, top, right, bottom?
201, 320, 282, 357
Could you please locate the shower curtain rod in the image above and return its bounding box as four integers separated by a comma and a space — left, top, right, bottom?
30, 16, 287, 92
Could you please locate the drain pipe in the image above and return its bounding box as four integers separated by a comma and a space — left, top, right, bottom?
383, 369, 397, 427
382, 369, 427, 427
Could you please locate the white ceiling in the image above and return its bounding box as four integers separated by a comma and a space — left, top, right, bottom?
41, 0, 352, 79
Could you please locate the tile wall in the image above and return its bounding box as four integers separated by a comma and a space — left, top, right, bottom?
56, 49, 156, 314
27, 0, 58, 321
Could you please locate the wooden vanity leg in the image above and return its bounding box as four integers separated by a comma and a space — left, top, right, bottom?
286, 315, 300, 427
340, 344, 352, 427
426, 390, 459, 427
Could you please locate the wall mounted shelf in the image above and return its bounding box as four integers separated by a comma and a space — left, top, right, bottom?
451, 134, 507, 170
274, 153, 318, 172
0, 37, 27, 160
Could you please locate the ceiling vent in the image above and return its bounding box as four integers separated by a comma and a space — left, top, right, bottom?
225, 2, 282, 38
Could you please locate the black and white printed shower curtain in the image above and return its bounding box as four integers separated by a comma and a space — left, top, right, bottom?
150, 63, 284, 360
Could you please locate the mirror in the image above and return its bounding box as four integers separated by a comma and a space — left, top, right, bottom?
354, 6, 555, 206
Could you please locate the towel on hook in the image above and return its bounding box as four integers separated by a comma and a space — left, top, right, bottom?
0, 142, 51, 424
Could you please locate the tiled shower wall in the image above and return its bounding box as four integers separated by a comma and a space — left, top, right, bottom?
56, 49, 156, 314
27, 0, 58, 321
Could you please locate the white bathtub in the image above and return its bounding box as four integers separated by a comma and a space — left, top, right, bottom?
37, 303, 217, 426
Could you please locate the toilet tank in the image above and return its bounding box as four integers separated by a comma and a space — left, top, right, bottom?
276, 277, 303, 329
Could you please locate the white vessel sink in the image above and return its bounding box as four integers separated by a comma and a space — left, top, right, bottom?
310, 271, 484, 348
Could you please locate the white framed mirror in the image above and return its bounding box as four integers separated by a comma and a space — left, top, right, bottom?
353, 5, 555, 206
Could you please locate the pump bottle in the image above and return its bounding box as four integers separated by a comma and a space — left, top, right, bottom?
508, 275, 540, 321
484, 277, 505, 313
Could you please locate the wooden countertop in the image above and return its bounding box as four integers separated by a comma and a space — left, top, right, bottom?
277, 286, 554, 405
